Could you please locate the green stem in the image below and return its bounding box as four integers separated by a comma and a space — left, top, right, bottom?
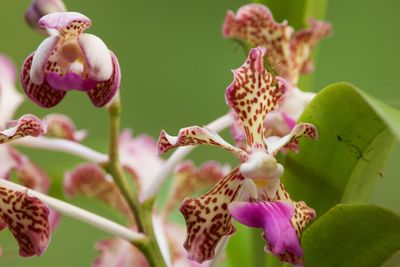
105, 99, 167, 267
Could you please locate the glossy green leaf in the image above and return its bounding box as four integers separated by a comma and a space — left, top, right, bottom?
282, 82, 400, 215
303, 204, 400, 267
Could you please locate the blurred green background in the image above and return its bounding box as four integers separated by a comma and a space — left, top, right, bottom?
1, 0, 399, 266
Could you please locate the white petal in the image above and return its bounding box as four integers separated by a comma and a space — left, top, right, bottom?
30, 35, 59, 85
78, 33, 113, 81
0, 82, 23, 127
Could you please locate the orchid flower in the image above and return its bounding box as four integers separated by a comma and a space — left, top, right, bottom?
21, 12, 121, 108
25, 0, 67, 34
157, 47, 317, 265
63, 130, 215, 267
223, 4, 331, 138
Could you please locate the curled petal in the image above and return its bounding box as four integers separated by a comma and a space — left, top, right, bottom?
226, 47, 287, 150
157, 126, 247, 161
78, 33, 113, 81
46, 114, 87, 141
25, 0, 67, 33
63, 163, 131, 218
39, 12, 91, 36
0, 115, 46, 144
163, 161, 229, 217
0, 55, 24, 126
229, 201, 302, 257
118, 130, 165, 200
21, 53, 66, 108
30, 35, 59, 85
0, 186, 51, 256
265, 123, 317, 155
223, 4, 331, 85
87, 51, 121, 107
180, 168, 244, 263
94, 238, 148, 267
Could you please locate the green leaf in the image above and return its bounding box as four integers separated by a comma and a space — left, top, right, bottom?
303, 204, 400, 267
254, 0, 329, 29
282, 82, 400, 215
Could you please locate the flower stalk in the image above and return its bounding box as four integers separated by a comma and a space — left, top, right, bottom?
105, 99, 167, 267
0, 179, 147, 246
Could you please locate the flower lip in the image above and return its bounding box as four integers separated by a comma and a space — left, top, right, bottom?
46, 72, 97, 91
39, 11, 91, 31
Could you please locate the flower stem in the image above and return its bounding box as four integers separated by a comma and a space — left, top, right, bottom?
140, 112, 233, 202
105, 99, 167, 267
0, 179, 147, 246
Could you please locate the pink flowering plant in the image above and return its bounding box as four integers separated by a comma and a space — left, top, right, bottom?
0, 1, 399, 267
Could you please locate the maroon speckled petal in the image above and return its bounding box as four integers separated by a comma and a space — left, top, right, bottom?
229, 201, 302, 257
63, 163, 132, 219
157, 126, 247, 161
223, 4, 331, 85
87, 51, 121, 107
46, 114, 87, 142
265, 123, 317, 155
0, 114, 46, 144
0, 186, 51, 257
180, 168, 244, 263
163, 161, 229, 218
39, 12, 91, 36
21, 53, 66, 108
226, 47, 287, 150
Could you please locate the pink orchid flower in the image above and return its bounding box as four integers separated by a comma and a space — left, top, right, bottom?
157, 47, 317, 265
223, 4, 331, 138
25, 0, 67, 34
21, 12, 121, 108
63, 131, 225, 266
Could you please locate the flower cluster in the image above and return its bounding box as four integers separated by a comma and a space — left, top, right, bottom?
0, 1, 332, 267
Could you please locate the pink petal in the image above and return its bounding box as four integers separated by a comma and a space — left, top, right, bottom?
229, 200, 302, 257
63, 163, 132, 219
226, 47, 287, 150
223, 4, 331, 85
39, 12, 91, 35
0, 146, 18, 179
0, 54, 16, 83
78, 33, 113, 81
180, 168, 244, 263
118, 130, 164, 199
46, 113, 87, 141
0, 186, 51, 256
46, 72, 97, 91
265, 123, 317, 155
0, 114, 46, 144
93, 238, 149, 267
87, 51, 121, 107
163, 160, 229, 218
21, 53, 66, 108
25, 0, 67, 33
157, 126, 247, 161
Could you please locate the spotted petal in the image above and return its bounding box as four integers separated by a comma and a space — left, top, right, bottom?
229, 201, 302, 258
46, 114, 87, 141
0, 115, 46, 144
180, 168, 244, 263
0, 186, 51, 256
21, 52, 66, 108
163, 161, 229, 218
226, 47, 287, 149
39, 12, 91, 36
223, 4, 331, 85
157, 126, 247, 161
265, 123, 317, 155
87, 51, 121, 107
63, 163, 132, 219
